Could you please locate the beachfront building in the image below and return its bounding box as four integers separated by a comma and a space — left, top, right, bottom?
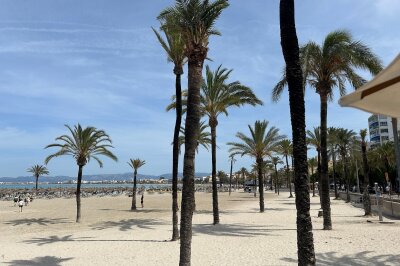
368, 114, 400, 148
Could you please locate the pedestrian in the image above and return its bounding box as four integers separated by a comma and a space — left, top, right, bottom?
18, 199, 24, 212
141, 194, 144, 208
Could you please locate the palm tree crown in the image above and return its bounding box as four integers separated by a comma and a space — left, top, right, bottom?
27, 165, 49, 178
158, 0, 229, 56
307, 127, 321, 152
45, 124, 118, 167
201, 65, 263, 125
152, 21, 187, 75
272, 29, 382, 101
127, 159, 146, 173
227, 120, 285, 160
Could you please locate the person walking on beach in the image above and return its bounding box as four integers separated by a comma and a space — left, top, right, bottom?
141, 194, 144, 208
18, 199, 24, 212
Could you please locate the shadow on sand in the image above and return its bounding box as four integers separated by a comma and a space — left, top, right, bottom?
90, 218, 165, 231
5, 256, 73, 266
3, 218, 70, 227
281, 251, 400, 265
192, 223, 285, 237
23, 234, 168, 246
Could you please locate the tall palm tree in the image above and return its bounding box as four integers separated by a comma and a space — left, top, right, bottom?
307, 128, 323, 207
279, 0, 315, 262
274, 30, 382, 231
228, 120, 284, 212
271, 156, 283, 195
27, 164, 49, 194
239, 167, 248, 188
201, 64, 262, 224
153, 18, 187, 242
336, 128, 357, 202
158, 1, 229, 264
308, 157, 317, 197
307, 127, 321, 187
277, 139, 293, 197
328, 127, 339, 199
128, 159, 146, 211
45, 124, 117, 222
360, 129, 371, 215
228, 155, 236, 196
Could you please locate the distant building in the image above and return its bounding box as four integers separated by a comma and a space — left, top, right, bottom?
368, 114, 400, 148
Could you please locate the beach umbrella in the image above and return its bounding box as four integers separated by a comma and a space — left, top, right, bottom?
339, 53, 400, 117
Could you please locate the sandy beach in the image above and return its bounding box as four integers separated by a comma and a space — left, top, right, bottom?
1, 190, 399, 265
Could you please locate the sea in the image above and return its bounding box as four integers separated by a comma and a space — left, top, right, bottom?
0, 183, 173, 190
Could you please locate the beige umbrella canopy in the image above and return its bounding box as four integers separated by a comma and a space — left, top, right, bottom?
339, 53, 400, 117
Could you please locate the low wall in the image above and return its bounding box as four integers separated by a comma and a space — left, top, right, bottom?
338, 191, 400, 218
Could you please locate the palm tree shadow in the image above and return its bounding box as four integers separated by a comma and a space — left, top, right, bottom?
192, 223, 279, 237
5, 256, 73, 266
23, 234, 168, 246
281, 251, 400, 265
4, 218, 70, 227
91, 218, 165, 231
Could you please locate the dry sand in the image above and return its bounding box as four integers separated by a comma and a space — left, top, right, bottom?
0, 190, 399, 265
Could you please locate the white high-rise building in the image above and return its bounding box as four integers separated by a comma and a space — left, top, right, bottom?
368, 114, 400, 148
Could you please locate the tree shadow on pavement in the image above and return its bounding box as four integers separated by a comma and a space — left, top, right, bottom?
90, 218, 165, 231
23, 234, 168, 246
5, 256, 73, 266
192, 223, 280, 237
281, 251, 400, 265
4, 218, 70, 226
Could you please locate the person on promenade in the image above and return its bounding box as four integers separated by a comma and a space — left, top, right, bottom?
18, 199, 24, 212
141, 194, 144, 208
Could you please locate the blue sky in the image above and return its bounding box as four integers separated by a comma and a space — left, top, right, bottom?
0, 0, 399, 177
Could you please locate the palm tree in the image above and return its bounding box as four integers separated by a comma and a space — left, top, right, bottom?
201, 64, 262, 224
274, 30, 382, 231
228, 155, 236, 196
307, 127, 321, 188
360, 129, 371, 215
336, 128, 357, 202
128, 159, 146, 211
153, 17, 187, 242
158, 1, 229, 264
45, 124, 117, 222
279, 0, 315, 262
328, 127, 339, 199
271, 156, 283, 195
277, 139, 293, 197
308, 157, 317, 197
239, 167, 248, 188
228, 120, 284, 212
27, 164, 49, 194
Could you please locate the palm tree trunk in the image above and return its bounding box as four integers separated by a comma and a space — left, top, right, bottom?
76, 165, 83, 223
274, 165, 279, 195
257, 158, 265, 212
210, 122, 220, 225
317, 149, 321, 203
331, 147, 338, 199
319, 93, 332, 230
35, 175, 39, 195
131, 170, 137, 210
179, 48, 204, 266
279, 0, 316, 263
361, 142, 371, 215
392, 118, 400, 192
229, 158, 233, 196
172, 68, 183, 241
286, 155, 293, 197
